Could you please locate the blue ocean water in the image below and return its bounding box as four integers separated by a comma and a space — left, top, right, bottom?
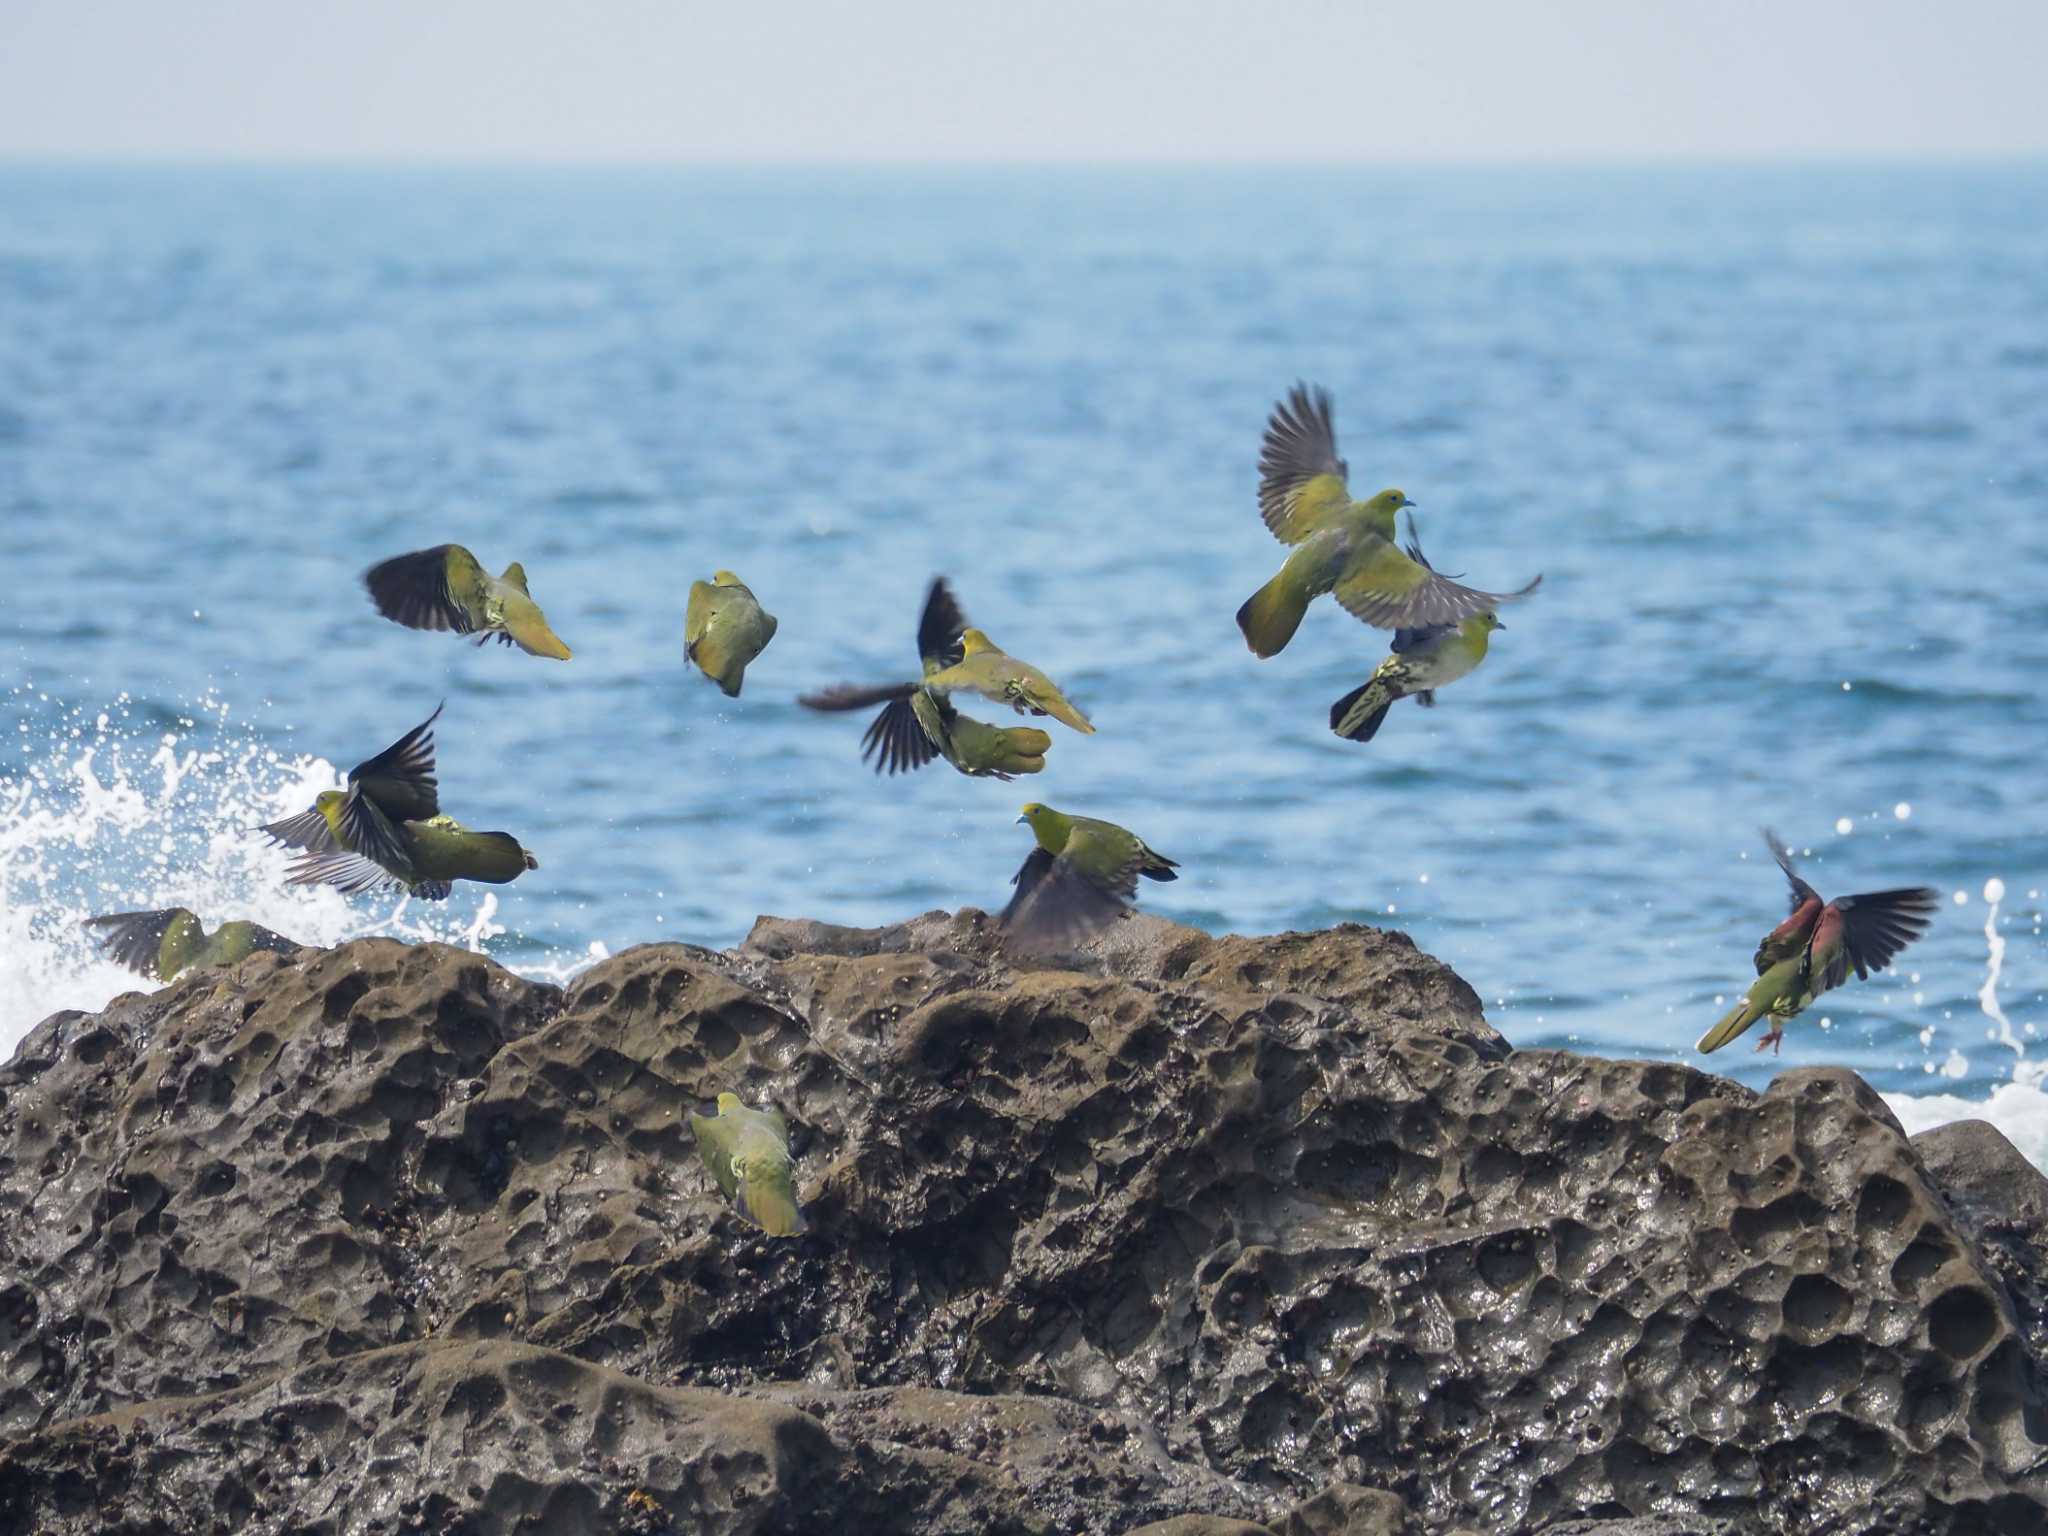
3, 164, 2045, 1145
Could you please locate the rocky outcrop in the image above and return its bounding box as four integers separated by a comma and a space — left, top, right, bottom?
1, 910, 2045, 1534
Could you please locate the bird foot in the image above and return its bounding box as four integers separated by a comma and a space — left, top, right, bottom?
1753, 1024, 1785, 1055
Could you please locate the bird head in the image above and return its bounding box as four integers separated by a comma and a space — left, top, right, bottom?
715, 1091, 742, 1114
1469, 612, 1503, 635
314, 789, 347, 820
1016, 802, 1071, 850
712, 570, 742, 586
1366, 489, 1416, 518
959, 628, 995, 656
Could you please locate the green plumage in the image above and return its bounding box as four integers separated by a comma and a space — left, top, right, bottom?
685, 571, 779, 697
363, 544, 572, 659
688, 1092, 807, 1237
258, 705, 537, 901
1000, 803, 1178, 950
799, 578, 1056, 778
1237, 384, 1539, 657
84, 908, 300, 983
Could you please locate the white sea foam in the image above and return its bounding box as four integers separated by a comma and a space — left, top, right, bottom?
0, 692, 570, 1057
1883, 875, 2048, 1170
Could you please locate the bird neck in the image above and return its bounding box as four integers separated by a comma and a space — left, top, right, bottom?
1029, 810, 1073, 852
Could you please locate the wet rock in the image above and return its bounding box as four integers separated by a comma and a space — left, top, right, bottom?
3, 919, 2046, 1534
1274, 1480, 1420, 1534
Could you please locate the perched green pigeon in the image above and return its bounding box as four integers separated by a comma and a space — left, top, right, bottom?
1698, 830, 1938, 1054
1001, 803, 1178, 949
364, 545, 572, 659
1237, 383, 1538, 657
259, 705, 537, 900
689, 1092, 807, 1237
799, 577, 1053, 779
1329, 519, 1517, 742
84, 908, 299, 983
685, 571, 779, 697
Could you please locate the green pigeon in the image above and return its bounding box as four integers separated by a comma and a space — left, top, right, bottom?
1236, 383, 1539, 658
1329, 520, 1517, 743
1001, 803, 1178, 949
798, 577, 1053, 779
684, 571, 779, 697
258, 705, 538, 900
926, 629, 1094, 734
363, 544, 573, 659
1698, 829, 1938, 1054
84, 908, 299, 983
688, 1092, 807, 1237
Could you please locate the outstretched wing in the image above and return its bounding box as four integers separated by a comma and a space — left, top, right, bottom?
864, 694, 945, 775
1259, 383, 1352, 544
1830, 886, 1940, 986
1333, 539, 1541, 631
916, 577, 971, 669
1762, 828, 1823, 913
260, 806, 340, 854
349, 704, 441, 823
363, 545, 489, 634
82, 909, 185, 978
1000, 833, 1142, 950
339, 786, 415, 875
283, 848, 405, 896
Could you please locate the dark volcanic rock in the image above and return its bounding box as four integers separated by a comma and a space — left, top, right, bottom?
3, 911, 2047, 1534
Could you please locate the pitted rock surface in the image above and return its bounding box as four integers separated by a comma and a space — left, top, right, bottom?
2, 911, 2046, 1534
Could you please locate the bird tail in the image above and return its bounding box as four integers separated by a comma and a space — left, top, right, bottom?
1329, 679, 1397, 743
1237, 568, 1310, 658
504, 604, 572, 660
1697, 999, 1763, 1054
1035, 691, 1095, 735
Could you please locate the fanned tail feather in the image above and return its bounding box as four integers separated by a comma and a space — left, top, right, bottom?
1697, 1000, 1761, 1054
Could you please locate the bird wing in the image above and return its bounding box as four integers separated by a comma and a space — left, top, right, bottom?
800, 681, 920, 712
1001, 827, 1143, 950
339, 787, 415, 875
362, 545, 487, 634
283, 848, 406, 895
1259, 383, 1352, 544
916, 577, 971, 668
1826, 887, 1941, 987
349, 704, 442, 822
1333, 539, 1541, 630
689, 1109, 742, 1201
1391, 517, 1461, 652
1762, 829, 1823, 913
683, 580, 717, 651
259, 806, 340, 854
82, 909, 185, 978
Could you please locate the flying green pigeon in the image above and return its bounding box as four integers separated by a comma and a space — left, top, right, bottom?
84, 908, 299, 983
688, 1092, 807, 1237
1329, 520, 1517, 743
258, 705, 537, 900
684, 571, 779, 697
798, 577, 1054, 779
363, 545, 573, 659
1698, 829, 1938, 1054
1236, 384, 1539, 658
1001, 803, 1178, 949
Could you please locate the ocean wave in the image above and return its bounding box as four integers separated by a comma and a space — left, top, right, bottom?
0, 689, 584, 1054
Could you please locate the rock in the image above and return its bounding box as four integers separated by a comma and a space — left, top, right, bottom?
1274, 1480, 1419, 1534
1123, 1520, 1275, 1536
3, 917, 2046, 1534
1915, 1119, 2048, 1366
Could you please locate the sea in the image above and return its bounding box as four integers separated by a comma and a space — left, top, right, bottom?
3, 164, 2045, 1161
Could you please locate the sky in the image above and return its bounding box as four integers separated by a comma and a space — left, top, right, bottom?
0, 1, 2043, 163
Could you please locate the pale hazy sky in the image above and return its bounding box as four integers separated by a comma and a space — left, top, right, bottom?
1, 1, 2043, 163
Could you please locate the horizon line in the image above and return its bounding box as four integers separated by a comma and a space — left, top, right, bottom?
2, 151, 2045, 173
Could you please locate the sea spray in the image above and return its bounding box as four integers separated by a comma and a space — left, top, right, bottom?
0, 690, 577, 1054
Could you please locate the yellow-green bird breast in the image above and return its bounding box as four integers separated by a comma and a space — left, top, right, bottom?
685, 574, 779, 698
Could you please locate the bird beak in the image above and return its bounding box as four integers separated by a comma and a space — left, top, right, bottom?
1014, 814, 1028, 824
1493, 619, 1505, 631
